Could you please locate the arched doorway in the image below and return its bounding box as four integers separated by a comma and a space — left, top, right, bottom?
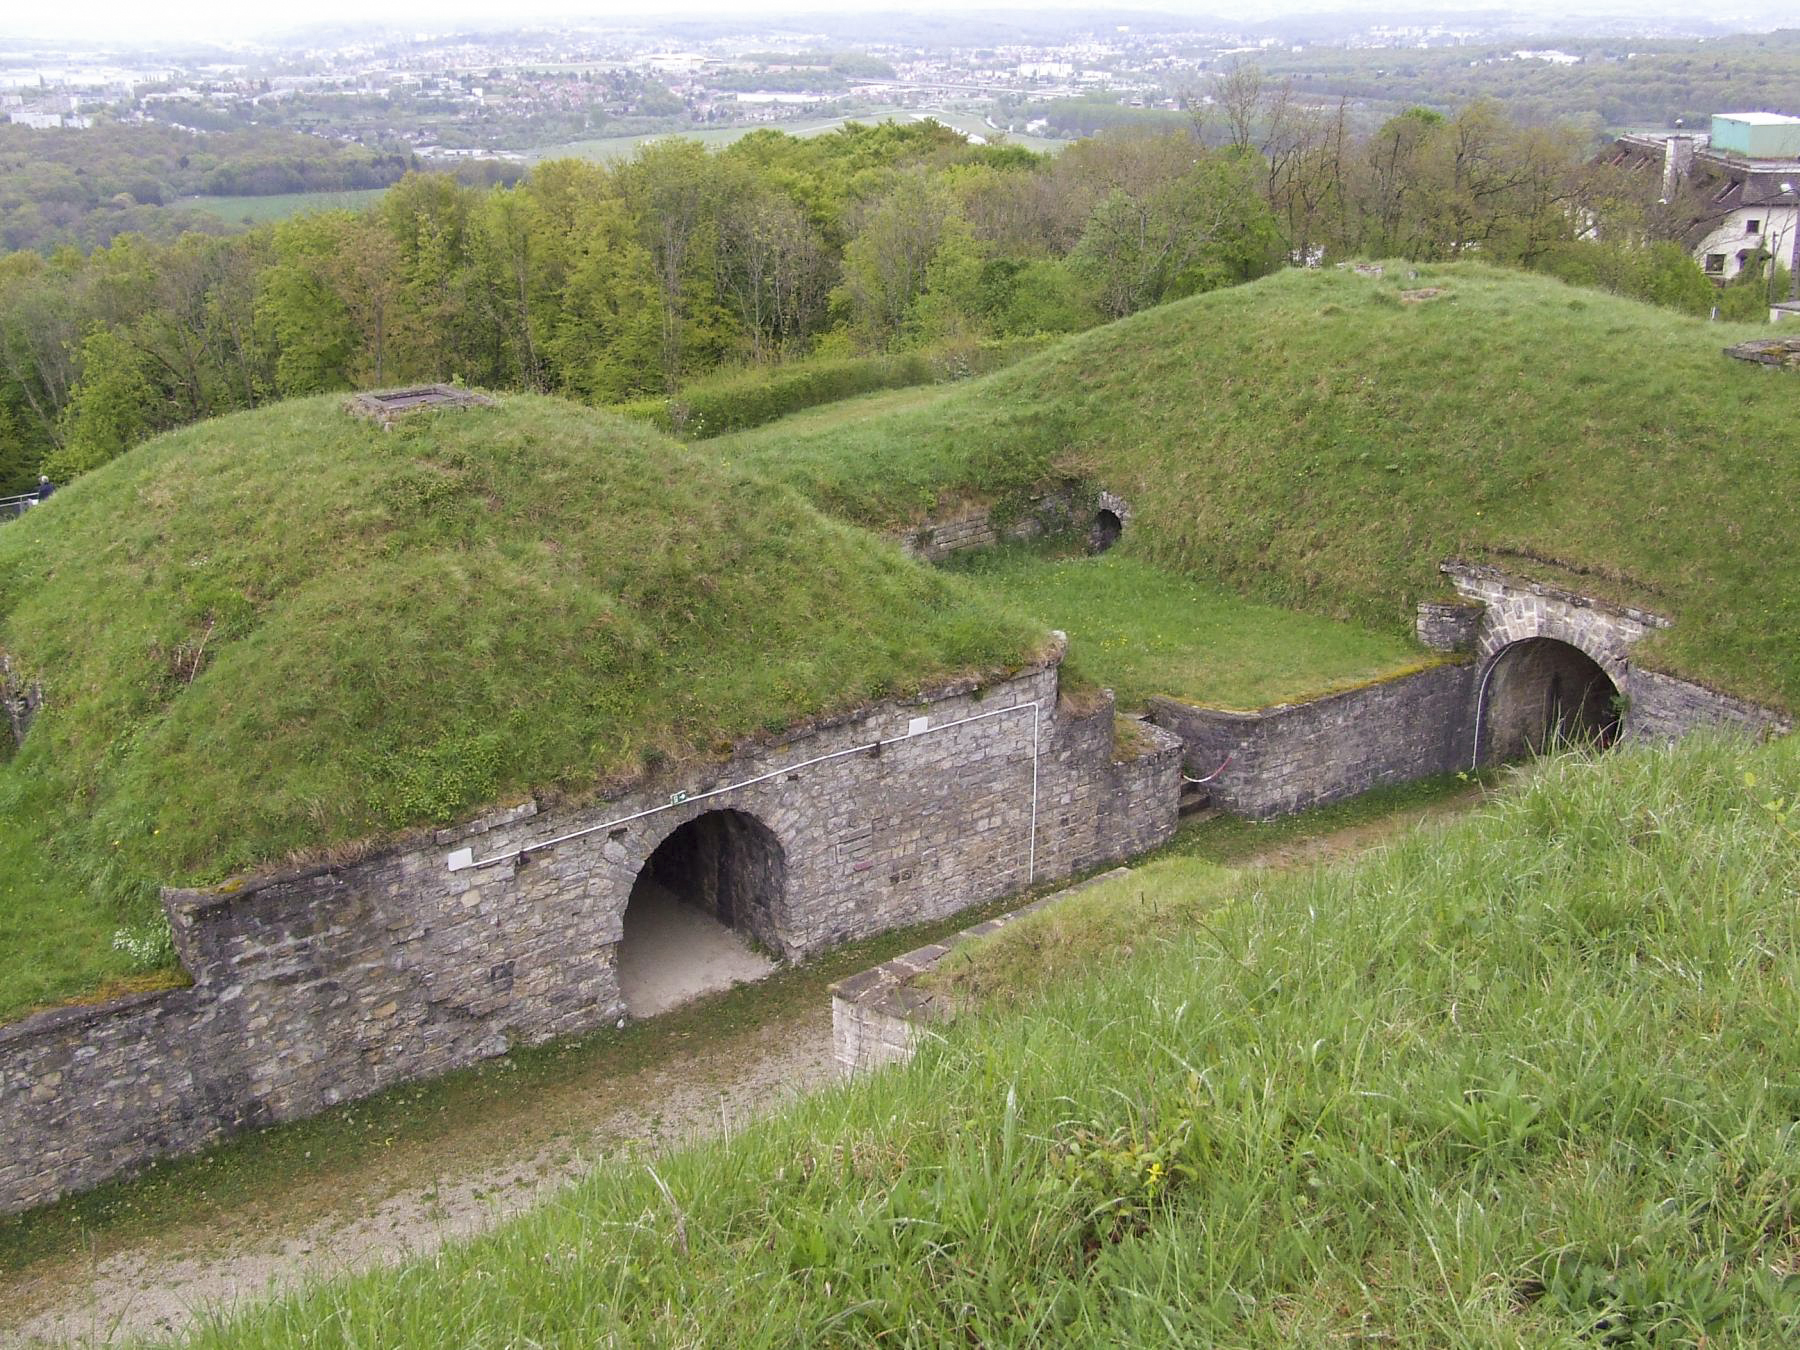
1089, 508, 1123, 554
1478, 638, 1622, 763
617, 810, 784, 1018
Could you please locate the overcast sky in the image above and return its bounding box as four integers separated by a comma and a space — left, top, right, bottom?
0, 0, 1750, 46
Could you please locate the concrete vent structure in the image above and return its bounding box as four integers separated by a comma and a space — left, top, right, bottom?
347, 385, 496, 427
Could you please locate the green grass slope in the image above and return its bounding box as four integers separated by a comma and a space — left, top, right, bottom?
185, 735, 1800, 1346
947, 544, 1434, 709
0, 394, 1043, 1019
719, 263, 1799, 709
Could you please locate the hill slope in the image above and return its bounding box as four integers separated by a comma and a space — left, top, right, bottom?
0, 394, 1043, 1017
719, 264, 1799, 708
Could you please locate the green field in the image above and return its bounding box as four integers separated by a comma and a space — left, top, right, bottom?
0, 394, 1043, 1021
950, 544, 1432, 710
719, 263, 1800, 710
181, 734, 1800, 1345
175, 187, 389, 224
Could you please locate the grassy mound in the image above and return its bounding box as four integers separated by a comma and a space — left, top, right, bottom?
719, 263, 1800, 708
183, 735, 1800, 1345
0, 394, 1043, 1019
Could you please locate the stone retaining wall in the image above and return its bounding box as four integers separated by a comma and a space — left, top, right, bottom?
1626, 668, 1792, 743
830, 868, 1132, 1076
0, 648, 1181, 1216
894, 487, 1129, 564
1147, 663, 1477, 820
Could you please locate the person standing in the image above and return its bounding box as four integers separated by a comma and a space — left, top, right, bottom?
33, 474, 54, 504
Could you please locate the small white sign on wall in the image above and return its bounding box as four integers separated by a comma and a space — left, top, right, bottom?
446, 847, 474, 872
907, 716, 930, 737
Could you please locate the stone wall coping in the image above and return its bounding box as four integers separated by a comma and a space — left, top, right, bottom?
433, 798, 540, 846
1441, 559, 1672, 630
829, 866, 1132, 1026
162, 862, 351, 917
153, 639, 1069, 913
1142, 659, 1468, 722
1118, 716, 1186, 761
0, 985, 194, 1049
1418, 597, 1485, 613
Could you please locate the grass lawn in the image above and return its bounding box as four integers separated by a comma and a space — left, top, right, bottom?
719, 262, 1800, 710
176, 733, 1800, 1345
174, 188, 388, 224
0, 393, 1041, 1021
948, 542, 1435, 709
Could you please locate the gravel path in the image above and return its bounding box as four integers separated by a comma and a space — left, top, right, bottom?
2, 1007, 836, 1348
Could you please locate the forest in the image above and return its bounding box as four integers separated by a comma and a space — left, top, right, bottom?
0, 91, 1778, 495
1249, 28, 1800, 134
0, 123, 434, 254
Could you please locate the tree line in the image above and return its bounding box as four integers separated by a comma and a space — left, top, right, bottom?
0, 90, 1755, 494
0, 123, 439, 254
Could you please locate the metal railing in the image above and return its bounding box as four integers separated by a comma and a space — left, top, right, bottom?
0, 493, 37, 522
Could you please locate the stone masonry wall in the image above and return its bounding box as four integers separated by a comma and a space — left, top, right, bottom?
893, 488, 1129, 564
1626, 668, 1792, 744
1147, 663, 1477, 820
0, 648, 1180, 1216
830, 868, 1134, 1076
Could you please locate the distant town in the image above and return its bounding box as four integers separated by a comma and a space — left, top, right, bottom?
1, 11, 1781, 160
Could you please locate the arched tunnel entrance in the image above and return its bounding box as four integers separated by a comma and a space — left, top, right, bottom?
1089, 508, 1123, 554
617, 810, 783, 1019
1478, 638, 1622, 763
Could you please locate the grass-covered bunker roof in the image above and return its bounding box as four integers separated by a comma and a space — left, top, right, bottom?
721, 263, 1800, 710
0, 393, 1045, 1017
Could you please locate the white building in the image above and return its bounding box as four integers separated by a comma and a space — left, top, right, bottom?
1610, 113, 1800, 288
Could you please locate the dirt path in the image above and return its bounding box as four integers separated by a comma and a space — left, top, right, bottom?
1232, 786, 1484, 871
0, 786, 1482, 1348
1, 1004, 836, 1348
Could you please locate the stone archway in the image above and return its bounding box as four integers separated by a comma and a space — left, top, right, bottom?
617, 809, 784, 1018
1477, 638, 1622, 763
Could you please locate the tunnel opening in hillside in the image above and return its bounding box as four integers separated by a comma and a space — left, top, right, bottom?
1479, 638, 1622, 764
1089, 508, 1123, 554
618, 810, 783, 1019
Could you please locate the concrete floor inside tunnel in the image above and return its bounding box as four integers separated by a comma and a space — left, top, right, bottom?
616, 878, 777, 1019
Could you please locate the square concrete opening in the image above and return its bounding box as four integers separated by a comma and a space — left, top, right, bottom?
347, 385, 496, 426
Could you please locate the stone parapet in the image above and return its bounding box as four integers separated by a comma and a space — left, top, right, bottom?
1147, 663, 1476, 820
1415, 600, 1483, 653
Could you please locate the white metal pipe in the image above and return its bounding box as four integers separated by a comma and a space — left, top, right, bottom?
1470, 647, 1506, 770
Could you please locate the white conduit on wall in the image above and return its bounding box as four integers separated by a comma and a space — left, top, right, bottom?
447, 699, 1044, 883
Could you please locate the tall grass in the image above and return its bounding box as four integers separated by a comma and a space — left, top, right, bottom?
185, 734, 1800, 1346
